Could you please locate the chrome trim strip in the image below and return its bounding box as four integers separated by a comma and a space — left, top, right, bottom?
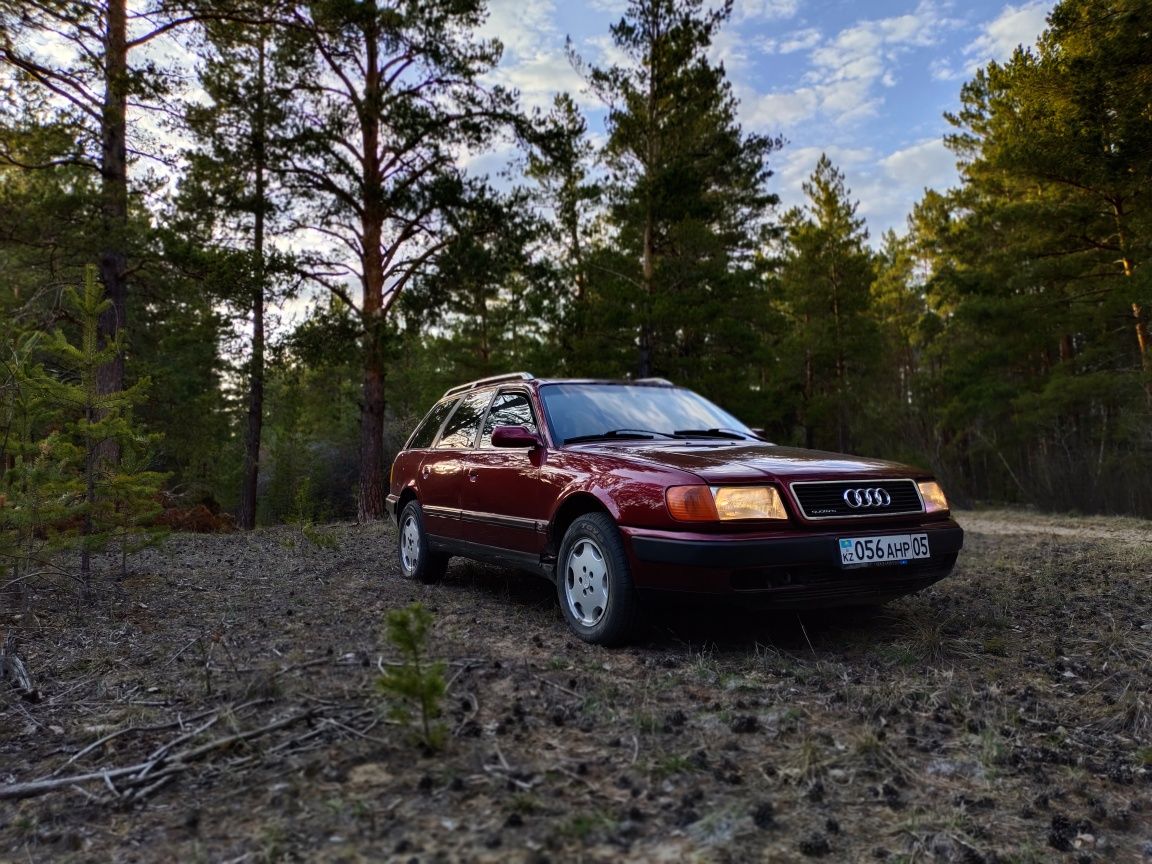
458, 510, 547, 533
421, 505, 545, 533
789, 478, 924, 520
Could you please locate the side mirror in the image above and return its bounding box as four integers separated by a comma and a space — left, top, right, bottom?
491, 425, 542, 448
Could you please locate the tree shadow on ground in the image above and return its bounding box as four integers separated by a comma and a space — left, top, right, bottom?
436, 557, 921, 657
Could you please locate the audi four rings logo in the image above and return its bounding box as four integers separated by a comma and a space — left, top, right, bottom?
843, 487, 892, 508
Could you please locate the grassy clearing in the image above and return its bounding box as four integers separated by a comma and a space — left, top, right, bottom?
1, 511, 1150, 862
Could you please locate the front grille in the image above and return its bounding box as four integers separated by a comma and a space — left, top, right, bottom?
790, 479, 923, 520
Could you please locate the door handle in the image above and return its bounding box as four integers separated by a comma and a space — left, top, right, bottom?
421, 465, 430, 479
467, 469, 478, 483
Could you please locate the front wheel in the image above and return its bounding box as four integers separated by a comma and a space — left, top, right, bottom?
398, 500, 449, 584
556, 513, 640, 646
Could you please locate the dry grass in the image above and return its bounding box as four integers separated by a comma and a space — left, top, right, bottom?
1, 511, 1150, 862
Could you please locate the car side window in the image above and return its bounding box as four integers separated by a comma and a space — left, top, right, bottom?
407, 398, 458, 450
480, 390, 538, 447
434, 390, 492, 449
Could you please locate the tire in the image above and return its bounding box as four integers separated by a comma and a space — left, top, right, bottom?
397, 500, 449, 584
556, 513, 640, 646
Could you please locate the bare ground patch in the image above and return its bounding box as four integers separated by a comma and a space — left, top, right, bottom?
2, 512, 1151, 862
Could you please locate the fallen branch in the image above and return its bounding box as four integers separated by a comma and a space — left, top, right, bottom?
0, 709, 314, 802
51, 699, 272, 777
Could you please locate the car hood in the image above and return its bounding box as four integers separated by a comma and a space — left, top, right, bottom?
572, 441, 928, 482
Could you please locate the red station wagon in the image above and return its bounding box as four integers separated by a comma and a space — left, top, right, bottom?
386, 373, 963, 645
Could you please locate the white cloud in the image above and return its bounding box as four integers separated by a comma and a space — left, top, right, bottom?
879, 137, 956, 188
481, 0, 559, 56
761, 27, 821, 54
854, 139, 959, 237
964, 1, 1050, 67
929, 57, 962, 81
710, 27, 753, 72
586, 0, 627, 12
734, 0, 801, 22
769, 140, 960, 241
743, 86, 821, 128
742, 71, 880, 130
480, 0, 604, 112
741, 1, 962, 130
490, 51, 598, 112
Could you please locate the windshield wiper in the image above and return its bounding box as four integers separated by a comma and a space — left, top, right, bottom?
673, 427, 757, 440
564, 428, 678, 444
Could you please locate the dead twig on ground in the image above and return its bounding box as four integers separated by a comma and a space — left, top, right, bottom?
0, 708, 315, 802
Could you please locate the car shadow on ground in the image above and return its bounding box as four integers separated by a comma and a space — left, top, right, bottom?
436, 557, 914, 656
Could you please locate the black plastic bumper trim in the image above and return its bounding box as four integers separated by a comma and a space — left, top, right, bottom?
631, 524, 964, 568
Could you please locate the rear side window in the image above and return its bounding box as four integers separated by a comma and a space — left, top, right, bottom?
480, 390, 537, 447
435, 390, 493, 449
407, 399, 457, 450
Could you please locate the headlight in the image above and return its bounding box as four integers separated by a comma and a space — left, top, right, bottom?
666, 486, 789, 522
917, 480, 950, 514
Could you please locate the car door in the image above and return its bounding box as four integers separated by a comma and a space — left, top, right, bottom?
460, 388, 555, 555
418, 390, 492, 540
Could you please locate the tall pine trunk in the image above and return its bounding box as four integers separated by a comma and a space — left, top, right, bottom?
356, 6, 387, 522
237, 29, 268, 530
98, 0, 128, 406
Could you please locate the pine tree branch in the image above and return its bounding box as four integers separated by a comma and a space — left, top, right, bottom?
0, 49, 102, 120
0, 149, 98, 171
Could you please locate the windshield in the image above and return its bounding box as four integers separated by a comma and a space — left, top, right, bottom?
539, 384, 753, 444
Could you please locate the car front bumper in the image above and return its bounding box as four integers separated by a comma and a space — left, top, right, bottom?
620, 519, 964, 608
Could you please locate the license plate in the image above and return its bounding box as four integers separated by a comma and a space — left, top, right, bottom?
839, 534, 930, 566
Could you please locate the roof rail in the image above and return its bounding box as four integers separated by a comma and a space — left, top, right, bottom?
633, 377, 675, 387
442, 372, 535, 399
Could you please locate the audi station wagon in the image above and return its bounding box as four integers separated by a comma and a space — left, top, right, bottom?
387, 373, 963, 645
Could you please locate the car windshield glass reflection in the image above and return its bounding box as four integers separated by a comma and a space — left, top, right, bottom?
540, 385, 752, 444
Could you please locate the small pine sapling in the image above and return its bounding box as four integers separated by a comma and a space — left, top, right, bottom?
0, 332, 76, 607
38, 266, 169, 594
377, 603, 447, 751
288, 479, 337, 550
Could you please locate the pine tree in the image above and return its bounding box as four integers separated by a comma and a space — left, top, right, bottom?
575, 0, 780, 416
181, 1, 303, 528
912, 0, 1152, 512
37, 266, 167, 592
526, 93, 602, 362
278, 0, 524, 521
775, 156, 878, 452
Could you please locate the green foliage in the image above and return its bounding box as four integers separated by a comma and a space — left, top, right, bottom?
772, 156, 879, 452
0, 332, 71, 602
377, 603, 447, 752
258, 314, 361, 523
282, 479, 338, 551
0, 266, 168, 599
573, 0, 782, 420
41, 266, 168, 582
910, 0, 1152, 512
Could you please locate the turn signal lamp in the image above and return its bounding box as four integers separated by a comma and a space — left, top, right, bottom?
666, 486, 789, 522
917, 480, 950, 514
666, 486, 718, 521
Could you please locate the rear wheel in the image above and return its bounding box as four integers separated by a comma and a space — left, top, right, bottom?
556, 513, 640, 646
398, 500, 449, 584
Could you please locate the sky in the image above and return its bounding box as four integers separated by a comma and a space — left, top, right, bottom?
476, 0, 1056, 241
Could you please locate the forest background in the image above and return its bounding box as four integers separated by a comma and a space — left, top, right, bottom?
1, 0, 1149, 548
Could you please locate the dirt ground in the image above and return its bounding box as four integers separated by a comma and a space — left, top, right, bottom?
2, 509, 1151, 863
